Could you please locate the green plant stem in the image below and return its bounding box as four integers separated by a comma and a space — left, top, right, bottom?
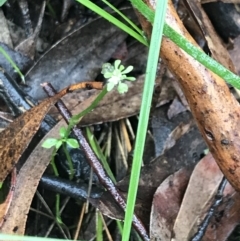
67, 87, 108, 135
62, 143, 75, 180
86, 127, 116, 182
96, 210, 103, 241
50, 149, 59, 177
49, 148, 64, 224
55, 194, 63, 224
86, 127, 124, 235
0, 47, 25, 83
122, 0, 168, 240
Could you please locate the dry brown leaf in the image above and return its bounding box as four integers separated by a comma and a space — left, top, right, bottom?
173, 154, 223, 241
150, 169, 191, 241
149, 154, 240, 241
0, 168, 16, 228
0, 126, 62, 234
0, 87, 67, 183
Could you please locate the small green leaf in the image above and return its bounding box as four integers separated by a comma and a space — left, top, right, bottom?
118, 82, 128, 94
114, 59, 121, 69
42, 138, 58, 148
103, 72, 113, 79
126, 76, 136, 81
107, 82, 115, 91
66, 138, 79, 148
119, 65, 125, 71
122, 65, 133, 74
101, 63, 114, 74
59, 126, 67, 138
56, 140, 63, 149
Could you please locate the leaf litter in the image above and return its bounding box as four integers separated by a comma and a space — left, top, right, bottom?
2, 0, 240, 240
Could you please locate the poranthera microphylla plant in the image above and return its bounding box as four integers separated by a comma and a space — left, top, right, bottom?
102, 59, 136, 93
42, 59, 136, 150
41, 60, 135, 224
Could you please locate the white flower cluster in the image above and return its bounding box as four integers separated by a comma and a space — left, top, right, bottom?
101, 60, 136, 94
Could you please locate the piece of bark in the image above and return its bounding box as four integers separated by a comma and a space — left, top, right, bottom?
138, 0, 240, 191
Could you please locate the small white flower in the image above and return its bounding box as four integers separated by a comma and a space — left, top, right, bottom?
101, 60, 136, 94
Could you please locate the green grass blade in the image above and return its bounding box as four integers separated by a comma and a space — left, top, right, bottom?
121, 0, 168, 240
86, 127, 116, 182
0, 46, 25, 83
101, 0, 143, 36
85, 127, 124, 235
75, 0, 148, 46
96, 210, 103, 241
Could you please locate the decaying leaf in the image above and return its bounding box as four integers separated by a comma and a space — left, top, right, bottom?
0, 124, 63, 234
167, 97, 188, 119
0, 87, 67, 183
149, 153, 240, 241
173, 154, 223, 240
150, 169, 191, 241
172, 153, 240, 241
0, 168, 16, 228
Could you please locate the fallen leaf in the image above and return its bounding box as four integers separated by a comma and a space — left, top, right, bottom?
173, 154, 223, 240
149, 153, 240, 241
150, 169, 191, 241
0, 168, 16, 228
0, 87, 67, 183
167, 97, 188, 119
0, 124, 62, 234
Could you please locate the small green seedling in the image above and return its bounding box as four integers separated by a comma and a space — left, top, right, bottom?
42, 126, 79, 224
101, 59, 136, 94
42, 126, 79, 150
42, 126, 78, 181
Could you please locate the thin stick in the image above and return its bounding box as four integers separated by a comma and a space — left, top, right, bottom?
42, 83, 150, 241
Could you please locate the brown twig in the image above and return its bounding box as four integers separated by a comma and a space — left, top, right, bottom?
42, 83, 150, 241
